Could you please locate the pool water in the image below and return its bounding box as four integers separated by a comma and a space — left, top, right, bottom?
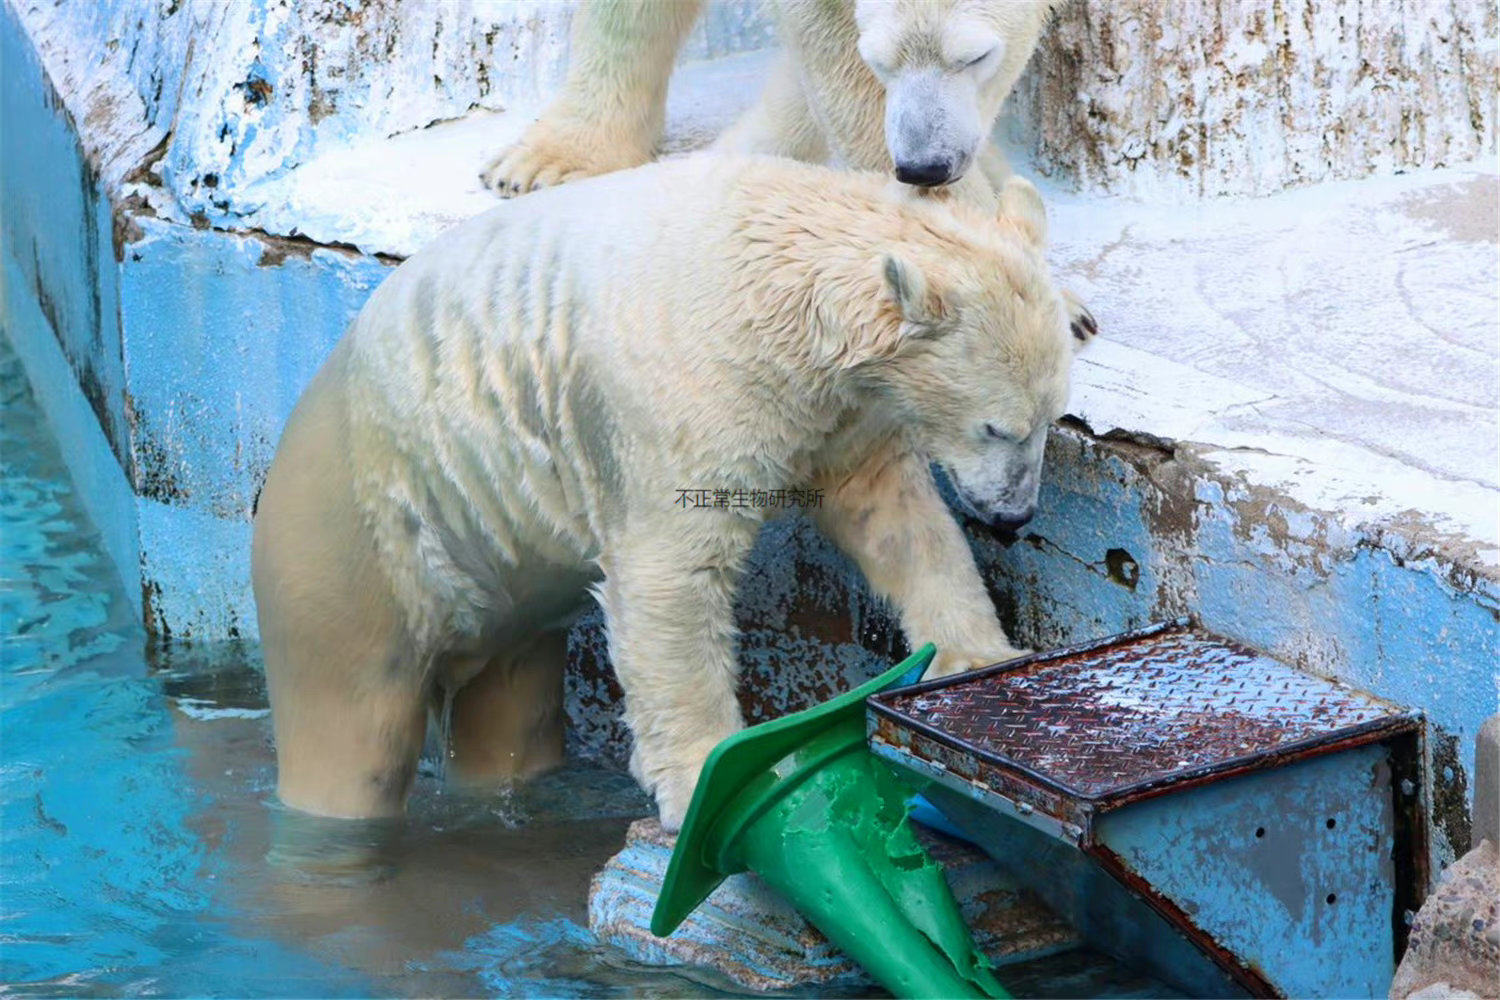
0, 332, 713, 997
1, 330, 1173, 998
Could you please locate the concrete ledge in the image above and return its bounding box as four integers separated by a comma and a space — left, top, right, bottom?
1041, 159, 1499, 570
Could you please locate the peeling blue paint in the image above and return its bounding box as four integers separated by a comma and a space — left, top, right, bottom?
0, 2, 139, 614
1098, 746, 1397, 998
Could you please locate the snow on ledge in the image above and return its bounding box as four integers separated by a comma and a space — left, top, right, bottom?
1053, 160, 1499, 572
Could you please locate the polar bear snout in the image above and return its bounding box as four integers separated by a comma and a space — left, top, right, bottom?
942, 424, 1051, 535
895, 158, 959, 188
946, 462, 1041, 528
884, 70, 983, 189
963, 490, 1038, 534
984, 505, 1036, 533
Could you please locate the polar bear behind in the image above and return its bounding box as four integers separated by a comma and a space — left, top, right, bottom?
252, 155, 1096, 829
482, 0, 1066, 207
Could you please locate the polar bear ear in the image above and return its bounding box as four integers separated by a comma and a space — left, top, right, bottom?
881, 253, 947, 329
997, 176, 1048, 250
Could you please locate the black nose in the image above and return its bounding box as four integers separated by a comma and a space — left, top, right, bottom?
894, 160, 955, 187
988, 510, 1034, 533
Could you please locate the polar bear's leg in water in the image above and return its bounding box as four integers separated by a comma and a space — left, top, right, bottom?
445, 630, 567, 787
252, 350, 429, 822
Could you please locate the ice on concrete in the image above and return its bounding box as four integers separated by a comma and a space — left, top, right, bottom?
225, 48, 777, 258
1039, 160, 1500, 574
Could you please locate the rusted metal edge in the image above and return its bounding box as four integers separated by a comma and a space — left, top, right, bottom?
864, 619, 1193, 817
1089, 715, 1425, 814
869, 741, 1087, 845
1389, 728, 1430, 963
870, 718, 1096, 838
870, 688, 1419, 808
872, 618, 1193, 704
1088, 842, 1282, 999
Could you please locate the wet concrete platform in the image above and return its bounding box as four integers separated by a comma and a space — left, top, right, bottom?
1040, 159, 1498, 574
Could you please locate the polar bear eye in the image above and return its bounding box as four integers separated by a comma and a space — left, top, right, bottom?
984, 422, 1016, 442
960, 46, 999, 70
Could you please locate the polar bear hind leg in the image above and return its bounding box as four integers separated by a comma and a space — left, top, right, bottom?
445, 630, 568, 786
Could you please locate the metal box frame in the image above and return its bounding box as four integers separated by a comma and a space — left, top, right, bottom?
868, 619, 1427, 998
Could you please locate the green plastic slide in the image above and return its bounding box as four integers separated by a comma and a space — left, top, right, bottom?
650, 644, 1011, 999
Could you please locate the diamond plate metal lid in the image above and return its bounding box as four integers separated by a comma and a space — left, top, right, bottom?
868, 620, 1422, 808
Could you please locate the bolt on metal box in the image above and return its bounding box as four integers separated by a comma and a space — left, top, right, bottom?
868, 619, 1427, 998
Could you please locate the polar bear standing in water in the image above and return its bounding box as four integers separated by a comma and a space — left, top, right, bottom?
482, 0, 1066, 207
252, 155, 1097, 830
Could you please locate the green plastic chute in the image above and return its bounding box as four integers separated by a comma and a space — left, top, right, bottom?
651, 644, 1011, 999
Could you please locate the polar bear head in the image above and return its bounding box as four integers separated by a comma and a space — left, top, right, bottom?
854, 0, 1065, 187
860, 177, 1095, 531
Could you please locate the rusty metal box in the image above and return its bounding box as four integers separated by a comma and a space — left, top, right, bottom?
867, 619, 1427, 998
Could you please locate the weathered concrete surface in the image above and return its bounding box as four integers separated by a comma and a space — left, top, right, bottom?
1388, 839, 1500, 1000
12, 0, 772, 230
219, 48, 777, 259
589, 818, 1077, 992
1011, 0, 1500, 198
1477, 716, 1500, 848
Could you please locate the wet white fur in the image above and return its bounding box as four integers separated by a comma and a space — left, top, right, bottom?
253, 155, 1094, 829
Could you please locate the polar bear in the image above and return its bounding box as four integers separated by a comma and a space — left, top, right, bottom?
481, 0, 1065, 207
252, 154, 1097, 828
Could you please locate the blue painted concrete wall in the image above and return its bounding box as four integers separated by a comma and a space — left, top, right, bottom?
1, 1, 139, 614
120, 218, 390, 639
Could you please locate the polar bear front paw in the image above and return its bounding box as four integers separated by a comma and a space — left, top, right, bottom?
1062, 289, 1100, 346
481, 114, 653, 198
926, 645, 1032, 679
637, 739, 726, 834
652, 769, 702, 834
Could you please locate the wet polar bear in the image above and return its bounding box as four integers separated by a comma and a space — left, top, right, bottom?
252, 155, 1096, 829
483, 0, 1066, 206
